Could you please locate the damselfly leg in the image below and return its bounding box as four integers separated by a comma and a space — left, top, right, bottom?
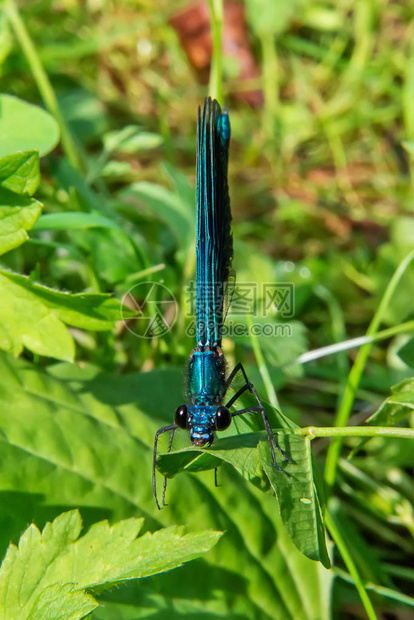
225, 363, 289, 475
153, 424, 177, 510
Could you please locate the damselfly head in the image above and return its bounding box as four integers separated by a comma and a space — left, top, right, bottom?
174, 403, 232, 447
190, 427, 214, 447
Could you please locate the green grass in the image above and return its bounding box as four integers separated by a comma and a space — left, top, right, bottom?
0, 0, 414, 618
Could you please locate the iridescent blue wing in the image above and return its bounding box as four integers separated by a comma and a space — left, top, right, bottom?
196, 98, 233, 347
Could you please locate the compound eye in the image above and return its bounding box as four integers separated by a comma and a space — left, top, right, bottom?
216, 406, 231, 431
174, 405, 188, 429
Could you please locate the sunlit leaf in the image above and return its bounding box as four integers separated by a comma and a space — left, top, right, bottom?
0, 95, 59, 157
0, 270, 133, 360
0, 151, 42, 255
0, 188, 42, 255
0, 150, 39, 195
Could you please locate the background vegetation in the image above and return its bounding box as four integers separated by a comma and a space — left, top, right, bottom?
0, 0, 414, 618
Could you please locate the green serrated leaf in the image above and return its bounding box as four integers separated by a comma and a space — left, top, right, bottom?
0, 271, 74, 360
0, 270, 134, 360
29, 583, 98, 620
0, 95, 60, 157
0, 509, 221, 620
0, 150, 40, 195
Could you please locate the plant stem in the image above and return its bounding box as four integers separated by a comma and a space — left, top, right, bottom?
282, 426, 414, 440
324, 249, 414, 491
5, 0, 81, 170
207, 0, 224, 103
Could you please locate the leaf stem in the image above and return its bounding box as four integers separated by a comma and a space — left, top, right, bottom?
282, 426, 414, 440
5, 0, 81, 170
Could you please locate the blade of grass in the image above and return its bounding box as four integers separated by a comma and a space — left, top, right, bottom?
325, 507, 378, 620
207, 0, 224, 103
295, 319, 414, 365
335, 567, 414, 608
403, 23, 414, 193
4, 0, 81, 170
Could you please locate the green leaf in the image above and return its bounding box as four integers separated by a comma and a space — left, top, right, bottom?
397, 338, 414, 367
350, 378, 414, 459
0, 270, 133, 360
0, 188, 42, 255
28, 584, 97, 620
0, 151, 42, 255
33, 212, 122, 232
0, 271, 73, 360
101, 160, 132, 179
0, 150, 40, 195
259, 438, 330, 568
103, 126, 163, 153
0, 509, 221, 620
245, 0, 309, 35
367, 378, 414, 426
0, 355, 332, 619
157, 430, 330, 567
0, 95, 60, 157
